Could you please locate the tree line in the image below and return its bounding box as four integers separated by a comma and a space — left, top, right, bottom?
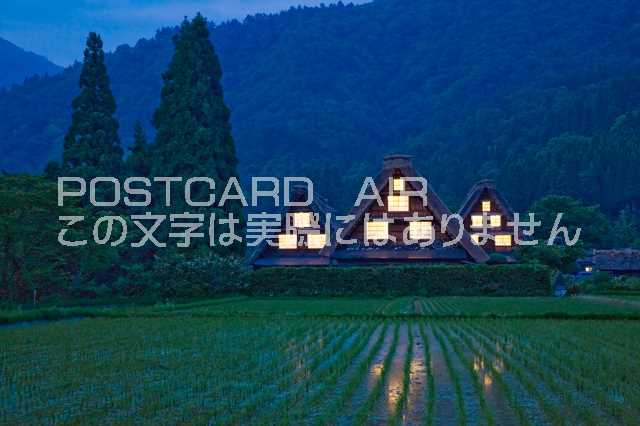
1, 15, 246, 306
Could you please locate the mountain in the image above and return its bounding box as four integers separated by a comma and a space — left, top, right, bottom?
0, 37, 61, 87
1, 0, 640, 212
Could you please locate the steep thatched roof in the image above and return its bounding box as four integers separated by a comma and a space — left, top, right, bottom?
594, 249, 640, 272
321, 155, 489, 263
458, 179, 515, 222
247, 184, 335, 266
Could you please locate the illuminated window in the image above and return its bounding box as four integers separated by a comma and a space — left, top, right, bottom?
495, 235, 512, 247
278, 234, 298, 249
393, 177, 405, 191
409, 221, 433, 240
307, 233, 327, 249
585, 266, 593, 273
482, 200, 491, 212
293, 212, 312, 228
366, 221, 388, 240
388, 195, 409, 212
471, 215, 484, 228
471, 234, 482, 245
490, 214, 501, 228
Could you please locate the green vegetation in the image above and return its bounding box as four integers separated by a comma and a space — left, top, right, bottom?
530, 195, 610, 248
4, 295, 640, 324
515, 244, 585, 274
3, 5, 640, 308
0, 176, 247, 305
1, 16, 247, 307
578, 273, 640, 295
150, 14, 244, 255
2, 1, 640, 223
126, 121, 151, 177
418, 296, 640, 319
250, 264, 553, 297
60, 32, 123, 178
0, 175, 115, 304
2, 309, 639, 424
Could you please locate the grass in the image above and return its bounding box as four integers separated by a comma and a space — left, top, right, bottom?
4, 295, 640, 325
421, 296, 640, 318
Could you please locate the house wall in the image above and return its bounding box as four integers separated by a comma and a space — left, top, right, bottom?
348, 178, 455, 245
462, 188, 515, 253
256, 204, 329, 264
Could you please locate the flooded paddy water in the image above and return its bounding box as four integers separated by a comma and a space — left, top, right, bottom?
2, 298, 640, 425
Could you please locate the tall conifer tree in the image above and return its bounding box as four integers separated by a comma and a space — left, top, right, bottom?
126, 121, 150, 176
63, 32, 123, 177
152, 14, 244, 255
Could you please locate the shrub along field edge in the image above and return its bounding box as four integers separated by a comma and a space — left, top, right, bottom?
249, 264, 553, 297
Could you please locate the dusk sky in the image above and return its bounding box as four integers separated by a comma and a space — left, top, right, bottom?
0, 0, 370, 66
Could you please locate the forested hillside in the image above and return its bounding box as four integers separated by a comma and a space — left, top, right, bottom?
1, 0, 639, 214
0, 37, 61, 87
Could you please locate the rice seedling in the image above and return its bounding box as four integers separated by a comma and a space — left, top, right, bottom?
430, 323, 467, 426
390, 321, 413, 425
315, 323, 389, 425
352, 323, 399, 425
437, 322, 495, 426
418, 322, 436, 426
2, 301, 640, 425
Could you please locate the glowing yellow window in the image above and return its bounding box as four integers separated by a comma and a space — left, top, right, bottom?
471, 234, 482, 245
409, 221, 433, 240
495, 234, 512, 247
388, 195, 409, 212
585, 266, 593, 273
471, 215, 484, 228
307, 233, 327, 249
482, 200, 491, 212
490, 214, 501, 228
293, 212, 312, 228
393, 177, 405, 191
366, 221, 388, 240
278, 234, 298, 249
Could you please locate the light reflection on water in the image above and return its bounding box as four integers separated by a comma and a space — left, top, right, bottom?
372, 362, 384, 378
472, 355, 500, 391
386, 363, 403, 411
409, 359, 423, 381
367, 362, 384, 392
483, 373, 493, 387
493, 357, 504, 373
404, 357, 425, 417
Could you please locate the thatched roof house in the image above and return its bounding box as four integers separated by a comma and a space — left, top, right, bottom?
458, 179, 517, 253
248, 184, 336, 267
320, 155, 489, 264
594, 249, 640, 275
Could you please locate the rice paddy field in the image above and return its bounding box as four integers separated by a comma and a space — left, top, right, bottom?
2, 296, 640, 425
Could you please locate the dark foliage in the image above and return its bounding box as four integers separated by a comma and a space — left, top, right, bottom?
515, 245, 585, 274
0, 175, 248, 305
578, 271, 640, 294
126, 121, 151, 177
0, 175, 116, 304
125, 254, 249, 299
62, 33, 123, 178
150, 15, 244, 255
1, 0, 640, 216
250, 264, 553, 297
